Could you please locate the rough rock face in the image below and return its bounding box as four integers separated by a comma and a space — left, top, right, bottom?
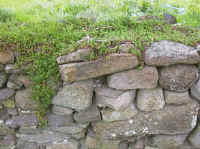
57, 48, 91, 64
101, 104, 138, 122
188, 123, 200, 148
59, 53, 139, 82
164, 90, 192, 104
145, 40, 200, 66
136, 88, 165, 112
107, 66, 158, 90
0, 88, 15, 101
51, 105, 73, 115
52, 80, 94, 111
92, 102, 199, 139
159, 64, 198, 92
95, 87, 136, 110
191, 79, 200, 101
0, 50, 14, 64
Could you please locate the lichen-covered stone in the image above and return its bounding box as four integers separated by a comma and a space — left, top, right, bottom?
47, 114, 73, 127
107, 66, 158, 90
5, 64, 21, 73
159, 64, 198, 92
188, 123, 200, 148
136, 88, 165, 112
57, 48, 91, 64
165, 90, 192, 105
52, 80, 94, 111
145, 40, 200, 66
95, 87, 136, 111
46, 140, 79, 149
191, 79, 200, 101
74, 105, 101, 123
0, 134, 16, 147
0, 50, 14, 64
0, 72, 7, 88
52, 105, 74, 116
0, 88, 15, 102
15, 88, 38, 110
59, 53, 138, 82
101, 104, 138, 122
92, 102, 199, 139
151, 134, 187, 149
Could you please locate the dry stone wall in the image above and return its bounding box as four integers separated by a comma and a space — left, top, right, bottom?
1, 40, 200, 149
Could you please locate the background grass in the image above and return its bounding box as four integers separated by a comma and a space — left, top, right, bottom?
0, 0, 199, 126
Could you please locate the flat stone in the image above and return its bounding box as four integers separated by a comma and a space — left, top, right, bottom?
151, 134, 187, 149
188, 123, 200, 148
165, 90, 192, 105
95, 87, 136, 111
0, 72, 7, 88
0, 123, 15, 135
136, 88, 165, 112
92, 102, 199, 139
74, 105, 101, 123
52, 105, 74, 115
159, 64, 198, 92
47, 114, 73, 127
145, 40, 200, 66
15, 88, 39, 110
5, 64, 21, 73
52, 80, 93, 111
16, 140, 41, 149
191, 79, 200, 101
0, 50, 14, 64
57, 48, 91, 64
46, 139, 79, 149
59, 53, 139, 82
101, 104, 138, 122
107, 66, 158, 90
17, 75, 32, 88
0, 88, 15, 102
5, 113, 39, 129
0, 134, 16, 146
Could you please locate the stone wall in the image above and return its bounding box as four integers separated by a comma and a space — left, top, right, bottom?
1, 40, 200, 149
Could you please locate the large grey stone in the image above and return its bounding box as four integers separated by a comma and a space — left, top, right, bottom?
92, 102, 199, 139
0, 88, 15, 102
57, 48, 91, 64
47, 114, 73, 127
136, 88, 165, 112
52, 80, 93, 111
101, 104, 138, 122
165, 90, 192, 105
16, 140, 41, 149
0, 134, 16, 147
59, 53, 139, 82
52, 105, 74, 115
151, 134, 187, 149
0, 50, 14, 64
107, 66, 158, 90
145, 40, 200, 66
0, 72, 7, 88
15, 88, 39, 110
74, 105, 101, 123
191, 79, 200, 101
188, 123, 200, 148
46, 140, 79, 149
159, 64, 198, 92
95, 87, 136, 111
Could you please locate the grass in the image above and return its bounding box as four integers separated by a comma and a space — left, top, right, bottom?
0, 0, 200, 126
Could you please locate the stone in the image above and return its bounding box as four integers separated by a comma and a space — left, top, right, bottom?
7, 108, 18, 116
136, 88, 165, 112
119, 141, 128, 149
46, 139, 79, 149
5, 64, 21, 73
92, 102, 199, 139
0, 134, 16, 146
163, 13, 177, 24
0, 88, 15, 102
57, 48, 91, 64
0, 72, 7, 88
48, 122, 89, 139
159, 64, 198, 92
47, 114, 73, 127
188, 123, 200, 148
0, 123, 15, 135
5, 113, 39, 128
119, 42, 134, 53
164, 90, 192, 104
0, 50, 14, 64
59, 53, 139, 82
52, 105, 74, 115
107, 66, 158, 90
16, 140, 41, 149
2, 98, 15, 108
17, 75, 32, 88
151, 134, 187, 149
15, 88, 38, 110
7, 74, 23, 90
101, 104, 138, 122
74, 105, 101, 123
0, 107, 9, 121
0, 64, 4, 72
145, 40, 200, 66
191, 79, 200, 101
52, 80, 94, 111
95, 87, 136, 111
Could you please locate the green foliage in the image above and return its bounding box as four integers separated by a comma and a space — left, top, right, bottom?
0, 8, 13, 22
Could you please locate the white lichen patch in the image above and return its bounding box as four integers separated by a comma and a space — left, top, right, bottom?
129, 119, 134, 124
191, 115, 197, 128
111, 133, 116, 137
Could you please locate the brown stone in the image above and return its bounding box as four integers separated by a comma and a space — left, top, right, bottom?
0, 50, 14, 64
